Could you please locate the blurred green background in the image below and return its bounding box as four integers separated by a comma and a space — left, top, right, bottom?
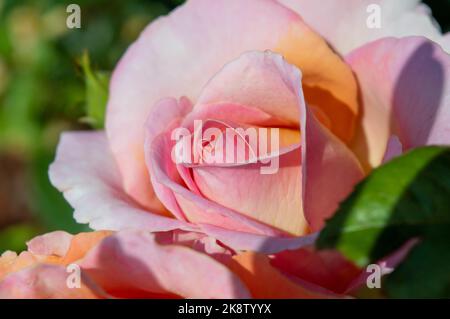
0, 0, 183, 252
0, 0, 448, 252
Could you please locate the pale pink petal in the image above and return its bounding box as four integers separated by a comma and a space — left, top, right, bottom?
302, 107, 365, 231
49, 131, 190, 232
182, 103, 283, 129
191, 149, 305, 235
382, 135, 403, 163
279, 0, 445, 54
200, 224, 319, 254
347, 37, 450, 169
144, 97, 194, 222
80, 231, 251, 299
26, 231, 73, 257
154, 230, 233, 262
147, 132, 281, 236
443, 33, 450, 51
194, 51, 301, 126
146, 97, 193, 151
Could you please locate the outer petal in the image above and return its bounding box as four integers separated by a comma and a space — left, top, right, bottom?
279, 0, 448, 54
346, 37, 450, 169
0, 231, 111, 299
270, 247, 361, 294
228, 252, 335, 298
0, 251, 40, 281
344, 239, 419, 293
443, 33, 450, 50
0, 231, 112, 281
382, 135, 403, 163
26, 231, 73, 257
60, 231, 113, 264
200, 224, 318, 255
80, 231, 251, 299
49, 131, 190, 232
0, 265, 100, 299
106, 0, 358, 210
303, 107, 364, 231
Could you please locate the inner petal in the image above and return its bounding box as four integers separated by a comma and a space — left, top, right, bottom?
189, 126, 307, 236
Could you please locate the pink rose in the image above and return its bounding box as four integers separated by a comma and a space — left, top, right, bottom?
50, 0, 368, 251
1, 0, 449, 298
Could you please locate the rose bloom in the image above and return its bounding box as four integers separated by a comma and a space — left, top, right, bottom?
1, 0, 450, 298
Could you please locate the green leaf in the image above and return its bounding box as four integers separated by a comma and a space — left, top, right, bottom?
317, 146, 450, 298
79, 52, 109, 129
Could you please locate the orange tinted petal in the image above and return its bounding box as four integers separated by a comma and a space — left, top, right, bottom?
62, 231, 113, 264
229, 252, 332, 298
277, 23, 359, 143
0, 265, 100, 299
0, 231, 112, 282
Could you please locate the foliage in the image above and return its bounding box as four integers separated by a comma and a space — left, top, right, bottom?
318, 147, 450, 298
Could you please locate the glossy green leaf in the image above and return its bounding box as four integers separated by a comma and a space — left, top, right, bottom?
317, 146, 450, 298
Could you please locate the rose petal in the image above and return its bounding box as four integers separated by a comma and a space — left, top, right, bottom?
346, 37, 450, 169
228, 252, 335, 298
443, 33, 450, 51
200, 224, 319, 254
382, 135, 403, 163
0, 231, 112, 282
80, 231, 251, 298
49, 131, 190, 232
61, 231, 113, 264
345, 239, 419, 293
0, 252, 39, 281
193, 50, 303, 126
27, 231, 73, 257
147, 131, 281, 236
279, 0, 447, 54
303, 107, 364, 231
271, 247, 361, 294
192, 148, 305, 235
0, 265, 100, 299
